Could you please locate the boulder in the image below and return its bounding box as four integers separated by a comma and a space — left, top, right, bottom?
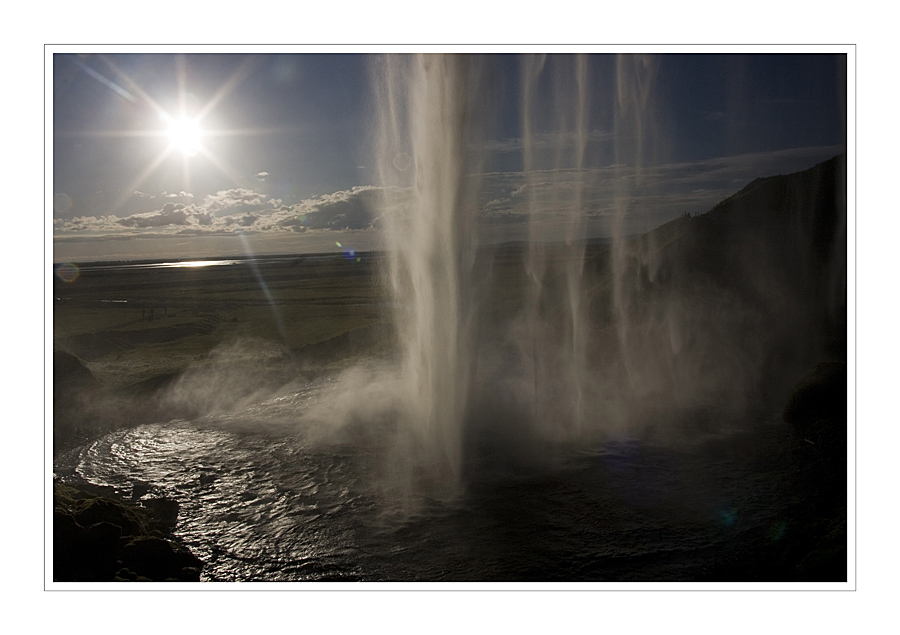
54, 483, 204, 582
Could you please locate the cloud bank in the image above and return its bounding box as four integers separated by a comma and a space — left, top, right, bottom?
54, 146, 843, 247
54, 185, 387, 238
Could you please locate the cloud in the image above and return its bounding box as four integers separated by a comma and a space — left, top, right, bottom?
117, 212, 188, 229
53, 185, 393, 238
285, 186, 384, 231
201, 188, 281, 217
53, 145, 844, 244
115, 203, 215, 229
163, 190, 194, 198
256, 172, 268, 181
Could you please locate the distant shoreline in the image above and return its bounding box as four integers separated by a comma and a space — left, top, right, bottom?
51, 235, 635, 268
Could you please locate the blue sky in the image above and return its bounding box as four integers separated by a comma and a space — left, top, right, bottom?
52, 51, 846, 262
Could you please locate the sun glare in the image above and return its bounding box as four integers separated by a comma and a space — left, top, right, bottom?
164, 114, 203, 156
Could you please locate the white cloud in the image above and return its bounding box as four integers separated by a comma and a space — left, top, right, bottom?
54, 186, 391, 237
201, 188, 275, 216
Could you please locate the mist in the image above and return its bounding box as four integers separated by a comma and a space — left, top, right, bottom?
60, 55, 845, 500
144, 53, 844, 510
53, 53, 847, 582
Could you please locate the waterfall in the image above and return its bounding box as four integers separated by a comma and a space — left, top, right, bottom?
520, 54, 592, 437
371, 53, 602, 491
372, 54, 483, 489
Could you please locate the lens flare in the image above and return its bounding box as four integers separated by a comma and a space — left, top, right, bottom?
718, 508, 738, 527
334, 241, 360, 262
53, 193, 73, 214
56, 262, 80, 283
392, 152, 411, 171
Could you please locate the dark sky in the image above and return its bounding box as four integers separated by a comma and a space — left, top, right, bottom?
656, 54, 846, 159
52, 50, 846, 261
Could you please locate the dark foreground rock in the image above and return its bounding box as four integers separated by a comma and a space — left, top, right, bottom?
53, 482, 203, 582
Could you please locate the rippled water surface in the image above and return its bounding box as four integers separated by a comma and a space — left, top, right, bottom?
56, 378, 807, 582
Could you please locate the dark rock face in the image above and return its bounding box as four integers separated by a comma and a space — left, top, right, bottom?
706, 359, 848, 582
783, 361, 847, 464
53, 483, 203, 582
783, 361, 847, 427
783, 361, 848, 580
602, 154, 847, 415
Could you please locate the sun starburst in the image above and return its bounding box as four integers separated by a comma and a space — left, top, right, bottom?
162, 113, 204, 156
63, 54, 266, 215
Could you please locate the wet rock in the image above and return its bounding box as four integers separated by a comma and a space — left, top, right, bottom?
53, 512, 122, 581
140, 497, 180, 533
72, 497, 149, 537
54, 482, 204, 582
119, 536, 204, 582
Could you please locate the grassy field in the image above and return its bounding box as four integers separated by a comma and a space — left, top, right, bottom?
53, 246, 617, 386
53, 254, 394, 388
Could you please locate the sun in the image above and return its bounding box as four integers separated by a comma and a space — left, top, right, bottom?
163, 114, 204, 156
71, 54, 265, 215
